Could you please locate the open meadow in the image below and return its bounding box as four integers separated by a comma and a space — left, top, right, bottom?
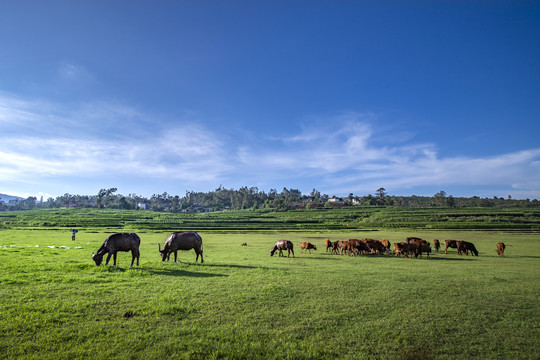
1, 224, 539, 359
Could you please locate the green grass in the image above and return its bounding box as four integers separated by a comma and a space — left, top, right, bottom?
1, 228, 539, 359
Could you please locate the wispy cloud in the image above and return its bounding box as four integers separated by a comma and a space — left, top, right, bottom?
0, 95, 539, 198
236, 115, 540, 198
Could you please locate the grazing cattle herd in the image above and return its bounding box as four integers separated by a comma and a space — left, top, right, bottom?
90, 231, 508, 266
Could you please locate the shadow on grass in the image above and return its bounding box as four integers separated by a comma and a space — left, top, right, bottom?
296, 253, 478, 261
421, 256, 476, 261
294, 254, 343, 260
144, 268, 228, 278
201, 263, 261, 269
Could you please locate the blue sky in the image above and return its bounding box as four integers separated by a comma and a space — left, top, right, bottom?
1, 1, 539, 200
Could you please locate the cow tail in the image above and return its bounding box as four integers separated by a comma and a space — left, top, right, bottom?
195, 232, 203, 253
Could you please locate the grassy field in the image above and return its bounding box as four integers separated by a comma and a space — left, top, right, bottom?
1, 227, 538, 359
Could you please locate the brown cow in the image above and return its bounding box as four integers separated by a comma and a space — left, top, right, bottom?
380, 238, 391, 252
241, 242, 247, 246
270, 240, 295, 257
362, 238, 386, 255
433, 239, 440, 252
416, 243, 432, 258
348, 239, 371, 256
325, 238, 332, 252
496, 242, 505, 257
393, 242, 409, 258
331, 241, 340, 254
457, 241, 478, 256
300, 242, 317, 254
407, 238, 429, 258
334, 240, 350, 255
444, 240, 458, 254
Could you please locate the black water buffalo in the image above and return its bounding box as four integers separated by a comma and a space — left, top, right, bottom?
270, 240, 295, 257
159, 232, 204, 263
92, 233, 140, 266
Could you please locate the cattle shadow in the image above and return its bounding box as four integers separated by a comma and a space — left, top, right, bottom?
144, 268, 228, 278
423, 256, 477, 261
199, 263, 260, 270
295, 254, 344, 260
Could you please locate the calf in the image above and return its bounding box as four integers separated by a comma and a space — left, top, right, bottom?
457, 241, 478, 256
325, 238, 333, 252
270, 240, 295, 257
393, 242, 409, 258
92, 233, 141, 266
300, 242, 317, 254
496, 242, 505, 257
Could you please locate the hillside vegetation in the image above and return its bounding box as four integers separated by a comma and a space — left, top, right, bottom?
1, 207, 539, 232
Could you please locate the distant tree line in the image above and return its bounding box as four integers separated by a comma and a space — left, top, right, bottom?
0, 186, 538, 212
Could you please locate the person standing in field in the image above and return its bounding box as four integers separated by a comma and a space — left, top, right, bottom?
70, 228, 78, 241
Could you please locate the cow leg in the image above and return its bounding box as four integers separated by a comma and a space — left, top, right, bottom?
174, 251, 178, 262
195, 248, 203, 263
113, 252, 118, 266
105, 253, 113, 265
131, 250, 139, 266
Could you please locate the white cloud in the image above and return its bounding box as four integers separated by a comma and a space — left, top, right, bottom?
235, 117, 540, 198
1, 96, 538, 198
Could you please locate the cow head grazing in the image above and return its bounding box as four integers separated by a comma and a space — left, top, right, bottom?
92, 252, 103, 266
158, 243, 168, 261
